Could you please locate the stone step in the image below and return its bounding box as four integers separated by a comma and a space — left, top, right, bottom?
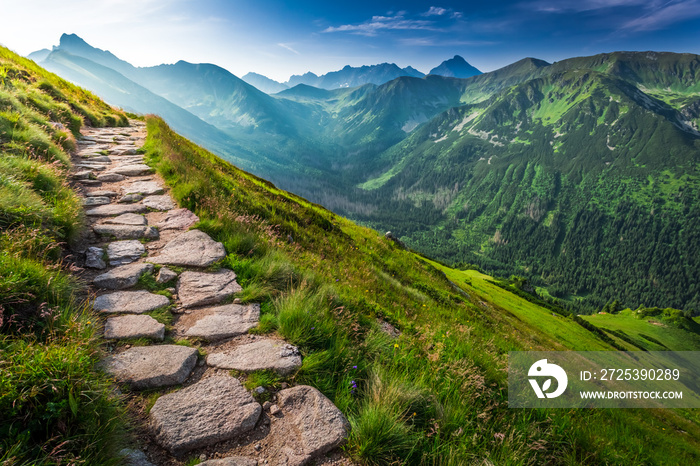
104, 314, 165, 340
97, 173, 126, 182
93, 290, 170, 314
157, 208, 199, 231
103, 212, 147, 226
85, 204, 147, 217
118, 193, 144, 203
94, 224, 159, 240
149, 375, 261, 455
150, 230, 226, 267
106, 164, 152, 176
206, 339, 302, 375
142, 195, 176, 211
102, 345, 198, 390
85, 246, 106, 269
93, 262, 153, 290
123, 181, 164, 196
85, 190, 118, 197
270, 385, 350, 465
107, 240, 145, 266
83, 196, 111, 207
180, 303, 260, 341
176, 270, 242, 308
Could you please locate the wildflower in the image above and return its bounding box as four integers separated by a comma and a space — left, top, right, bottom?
311, 327, 315, 330
394, 343, 399, 348
352, 365, 357, 369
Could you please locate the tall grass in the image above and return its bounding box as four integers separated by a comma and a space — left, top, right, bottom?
0, 44, 128, 464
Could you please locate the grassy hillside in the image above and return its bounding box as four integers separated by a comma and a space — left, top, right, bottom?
0, 46, 127, 464
141, 114, 700, 465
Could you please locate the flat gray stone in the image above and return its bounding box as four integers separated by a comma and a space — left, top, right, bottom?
83, 196, 111, 206
72, 170, 93, 180
118, 448, 155, 466
156, 267, 178, 284
157, 208, 199, 231
142, 195, 176, 211
123, 181, 163, 195
93, 262, 153, 290
107, 240, 145, 266
104, 315, 165, 340
182, 304, 259, 341
103, 345, 197, 390
97, 173, 126, 182
108, 164, 152, 176
177, 270, 242, 308
86, 190, 118, 197
76, 163, 108, 171
199, 458, 257, 466
103, 212, 147, 226
119, 193, 143, 203
94, 290, 170, 314
207, 339, 301, 375
274, 385, 350, 464
78, 179, 102, 186
94, 224, 159, 240
110, 145, 138, 155
150, 375, 261, 455
85, 204, 147, 217
150, 230, 226, 267
83, 156, 112, 163
85, 246, 106, 269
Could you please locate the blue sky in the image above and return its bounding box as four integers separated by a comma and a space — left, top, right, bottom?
2, 0, 700, 81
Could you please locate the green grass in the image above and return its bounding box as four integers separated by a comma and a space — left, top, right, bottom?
0, 45, 128, 464
582, 309, 700, 351
141, 114, 700, 464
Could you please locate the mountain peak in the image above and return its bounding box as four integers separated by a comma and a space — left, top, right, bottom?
58, 33, 90, 50
429, 55, 481, 79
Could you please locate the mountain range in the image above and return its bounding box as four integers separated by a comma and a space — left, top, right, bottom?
241, 55, 480, 94
28, 34, 700, 313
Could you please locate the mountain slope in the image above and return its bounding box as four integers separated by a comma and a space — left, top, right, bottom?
241, 72, 289, 94
429, 55, 481, 78
356, 66, 700, 312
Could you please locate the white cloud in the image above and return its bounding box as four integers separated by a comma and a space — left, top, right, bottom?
323, 14, 436, 36
424, 6, 448, 16
621, 0, 700, 31
278, 43, 300, 55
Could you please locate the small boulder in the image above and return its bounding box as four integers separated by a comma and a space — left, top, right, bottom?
118, 448, 156, 466
103, 345, 197, 390
108, 164, 152, 176
104, 315, 165, 340
206, 339, 301, 375
157, 208, 199, 231
107, 240, 145, 266
85, 246, 106, 269
142, 195, 177, 211
149, 230, 226, 267
123, 181, 164, 196
150, 375, 261, 455
103, 212, 147, 226
85, 204, 147, 217
176, 270, 242, 308
97, 173, 126, 182
82, 196, 111, 206
94, 224, 159, 240
156, 267, 178, 284
274, 385, 350, 464
119, 193, 144, 203
72, 170, 93, 180
181, 303, 259, 341
94, 290, 170, 314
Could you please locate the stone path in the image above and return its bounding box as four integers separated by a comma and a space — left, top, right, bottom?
71, 123, 350, 466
